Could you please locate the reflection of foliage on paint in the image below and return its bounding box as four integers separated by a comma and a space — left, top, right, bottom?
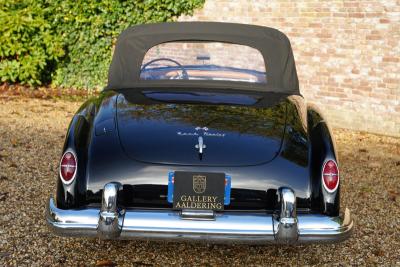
117, 94, 287, 139
76, 90, 117, 117
280, 98, 309, 167
87, 91, 309, 167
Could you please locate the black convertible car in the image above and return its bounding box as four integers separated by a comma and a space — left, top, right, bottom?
46, 22, 353, 244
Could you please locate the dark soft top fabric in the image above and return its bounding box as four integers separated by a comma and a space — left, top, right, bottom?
106, 22, 299, 95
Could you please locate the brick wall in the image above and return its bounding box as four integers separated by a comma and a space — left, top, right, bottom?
179, 0, 400, 136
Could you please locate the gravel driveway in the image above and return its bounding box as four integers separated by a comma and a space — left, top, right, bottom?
0, 96, 399, 266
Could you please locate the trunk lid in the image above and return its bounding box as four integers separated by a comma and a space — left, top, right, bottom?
116, 91, 287, 166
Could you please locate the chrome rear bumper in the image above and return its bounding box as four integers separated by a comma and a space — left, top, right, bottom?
46, 184, 353, 244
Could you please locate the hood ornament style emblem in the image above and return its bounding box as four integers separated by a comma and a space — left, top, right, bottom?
195, 126, 209, 132
195, 136, 206, 155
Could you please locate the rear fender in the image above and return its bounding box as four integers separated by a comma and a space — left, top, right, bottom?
56, 113, 92, 208
307, 106, 340, 216
56, 91, 118, 208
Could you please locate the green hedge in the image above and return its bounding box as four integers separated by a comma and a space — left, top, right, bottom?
0, 0, 204, 89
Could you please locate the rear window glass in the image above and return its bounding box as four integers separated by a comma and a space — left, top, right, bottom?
140, 42, 266, 83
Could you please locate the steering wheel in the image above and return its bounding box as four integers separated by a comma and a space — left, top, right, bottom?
141, 58, 189, 80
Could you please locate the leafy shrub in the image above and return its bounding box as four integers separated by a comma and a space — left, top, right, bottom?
0, 0, 65, 86
0, 0, 204, 88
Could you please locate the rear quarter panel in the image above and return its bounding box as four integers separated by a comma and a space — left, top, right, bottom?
307, 103, 340, 216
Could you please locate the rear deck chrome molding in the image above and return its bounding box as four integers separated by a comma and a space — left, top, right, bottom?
46, 184, 353, 244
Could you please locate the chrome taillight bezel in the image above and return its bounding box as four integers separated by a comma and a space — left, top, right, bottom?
59, 149, 77, 185
321, 159, 340, 193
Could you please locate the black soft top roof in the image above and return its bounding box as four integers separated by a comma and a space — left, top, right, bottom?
106, 22, 299, 95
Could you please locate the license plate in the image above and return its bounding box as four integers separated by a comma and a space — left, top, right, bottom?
167, 171, 231, 211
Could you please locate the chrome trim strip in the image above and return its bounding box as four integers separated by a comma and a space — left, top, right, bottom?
46, 197, 353, 244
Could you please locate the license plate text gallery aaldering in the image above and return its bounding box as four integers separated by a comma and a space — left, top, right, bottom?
174, 195, 222, 210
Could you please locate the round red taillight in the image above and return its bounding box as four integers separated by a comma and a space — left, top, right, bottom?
322, 160, 339, 193
60, 151, 77, 184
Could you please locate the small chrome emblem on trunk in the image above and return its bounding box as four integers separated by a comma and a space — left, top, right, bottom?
193, 175, 206, 194
195, 126, 209, 131
195, 136, 206, 154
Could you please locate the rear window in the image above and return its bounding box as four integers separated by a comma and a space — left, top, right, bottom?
140, 42, 266, 83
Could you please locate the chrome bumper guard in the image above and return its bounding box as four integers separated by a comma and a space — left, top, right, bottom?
46, 183, 353, 244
